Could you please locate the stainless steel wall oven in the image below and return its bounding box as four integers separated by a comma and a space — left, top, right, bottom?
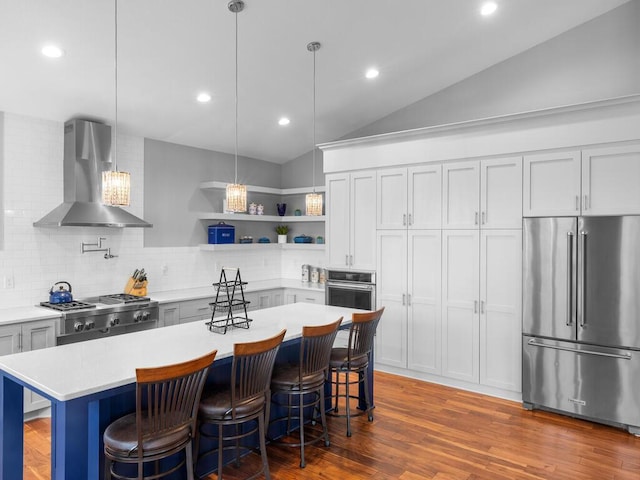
325, 270, 376, 310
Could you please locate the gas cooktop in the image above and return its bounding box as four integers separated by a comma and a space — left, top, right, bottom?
39, 300, 96, 312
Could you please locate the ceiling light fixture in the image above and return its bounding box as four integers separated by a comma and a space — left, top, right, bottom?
365, 68, 379, 79
102, 0, 131, 206
41, 44, 64, 58
225, 0, 247, 213
278, 117, 290, 126
197, 92, 212, 103
480, 1, 498, 16
305, 41, 322, 217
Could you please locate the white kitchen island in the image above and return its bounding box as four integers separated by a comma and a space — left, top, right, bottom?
0, 303, 363, 480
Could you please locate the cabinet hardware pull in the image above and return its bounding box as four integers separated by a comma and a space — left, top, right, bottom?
18, 332, 22, 351
402, 294, 406, 306
575, 195, 580, 211
349, 254, 353, 266
345, 255, 349, 266
474, 212, 478, 225
482, 212, 486, 225
584, 195, 589, 211
407, 294, 412, 306
403, 213, 407, 226
474, 300, 478, 314
408, 213, 412, 226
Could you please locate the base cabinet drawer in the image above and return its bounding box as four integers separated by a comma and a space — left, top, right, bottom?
283, 288, 325, 305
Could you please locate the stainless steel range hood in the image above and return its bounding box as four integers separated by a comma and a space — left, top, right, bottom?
34, 119, 152, 228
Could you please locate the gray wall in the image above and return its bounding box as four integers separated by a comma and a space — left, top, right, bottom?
0, 113, 4, 249
144, 139, 281, 247
281, 149, 324, 189
345, 0, 640, 140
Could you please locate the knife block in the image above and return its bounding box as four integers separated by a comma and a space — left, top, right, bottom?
124, 277, 148, 296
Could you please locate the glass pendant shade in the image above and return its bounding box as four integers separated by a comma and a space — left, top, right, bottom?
102, 170, 131, 206
226, 183, 247, 212
305, 192, 323, 216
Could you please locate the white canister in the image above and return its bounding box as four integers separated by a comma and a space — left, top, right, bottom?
249, 203, 257, 215
301, 264, 310, 283
257, 204, 264, 215
310, 267, 319, 284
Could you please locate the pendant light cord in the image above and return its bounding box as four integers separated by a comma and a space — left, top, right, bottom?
114, 0, 118, 171
234, 7, 239, 184
312, 46, 316, 193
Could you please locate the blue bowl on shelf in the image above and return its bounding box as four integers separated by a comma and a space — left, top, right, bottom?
293, 235, 313, 244
258, 237, 271, 243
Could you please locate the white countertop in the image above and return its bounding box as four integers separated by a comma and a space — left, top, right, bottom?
0, 279, 324, 326
0, 303, 358, 402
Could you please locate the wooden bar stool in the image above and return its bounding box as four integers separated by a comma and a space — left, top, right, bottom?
327, 307, 384, 437
268, 317, 342, 468
103, 349, 217, 480
195, 329, 286, 479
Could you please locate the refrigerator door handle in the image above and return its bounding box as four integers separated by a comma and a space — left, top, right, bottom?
579, 230, 587, 327
527, 339, 632, 360
567, 231, 574, 326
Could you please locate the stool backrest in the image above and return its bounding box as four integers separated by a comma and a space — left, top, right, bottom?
135, 349, 217, 456
231, 329, 286, 417
347, 307, 385, 363
301, 317, 343, 377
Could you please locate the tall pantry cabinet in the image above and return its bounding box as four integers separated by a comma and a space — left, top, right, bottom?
375, 157, 523, 393
376, 166, 442, 372
441, 157, 522, 391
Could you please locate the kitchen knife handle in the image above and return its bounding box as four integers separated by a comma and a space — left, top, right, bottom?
580, 231, 587, 327
567, 231, 574, 326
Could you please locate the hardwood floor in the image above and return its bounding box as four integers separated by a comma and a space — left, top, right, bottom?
24, 371, 640, 479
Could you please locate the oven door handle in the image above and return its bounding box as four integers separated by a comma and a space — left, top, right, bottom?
326, 282, 375, 291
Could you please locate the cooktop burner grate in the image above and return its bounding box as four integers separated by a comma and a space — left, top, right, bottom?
99, 293, 151, 304
39, 301, 96, 311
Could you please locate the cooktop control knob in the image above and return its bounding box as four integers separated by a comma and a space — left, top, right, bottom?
84, 320, 95, 330
142, 311, 151, 322
74, 321, 84, 332
133, 312, 143, 323
110, 316, 120, 327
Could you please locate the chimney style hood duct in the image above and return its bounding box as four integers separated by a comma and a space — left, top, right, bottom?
34, 119, 152, 228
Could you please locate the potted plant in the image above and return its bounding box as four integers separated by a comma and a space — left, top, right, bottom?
275, 224, 289, 244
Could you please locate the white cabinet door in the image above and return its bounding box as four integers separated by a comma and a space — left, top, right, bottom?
350, 171, 377, 270
327, 171, 376, 270
0, 324, 20, 356
375, 230, 407, 368
441, 230, 480, 383
479, 230, 522, 392
180, 298, 213, 323
22, 320, 56, 412
326, 173, 350, 269
442, 162, 480, 229
523, 150, 581, 217
407, 230, 442, 374
481, 157, 522, 229
409, 165, 442, 229
377, 168, 407, 229
159, 303, 180, 327
582, 143, 640, 215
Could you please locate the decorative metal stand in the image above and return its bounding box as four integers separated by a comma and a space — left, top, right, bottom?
206, 267, 251, 334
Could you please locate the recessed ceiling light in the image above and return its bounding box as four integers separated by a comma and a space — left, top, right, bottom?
278, 117, 290, 126
196, 92, 211, 103
41, 44, 64, 58
365, 68, 379, 79
480, 2, 498, 16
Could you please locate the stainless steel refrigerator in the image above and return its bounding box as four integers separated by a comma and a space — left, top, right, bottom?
522, 216, 640, 435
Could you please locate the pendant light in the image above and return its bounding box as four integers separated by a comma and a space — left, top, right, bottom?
225, 0, 247, 213
102, 0, 131, 206
305, 42, 323, 216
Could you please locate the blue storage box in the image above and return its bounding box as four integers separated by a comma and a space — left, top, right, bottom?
208, 222, 235, 244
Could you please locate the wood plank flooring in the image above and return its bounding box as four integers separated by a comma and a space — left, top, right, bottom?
23, 371, 640, 479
